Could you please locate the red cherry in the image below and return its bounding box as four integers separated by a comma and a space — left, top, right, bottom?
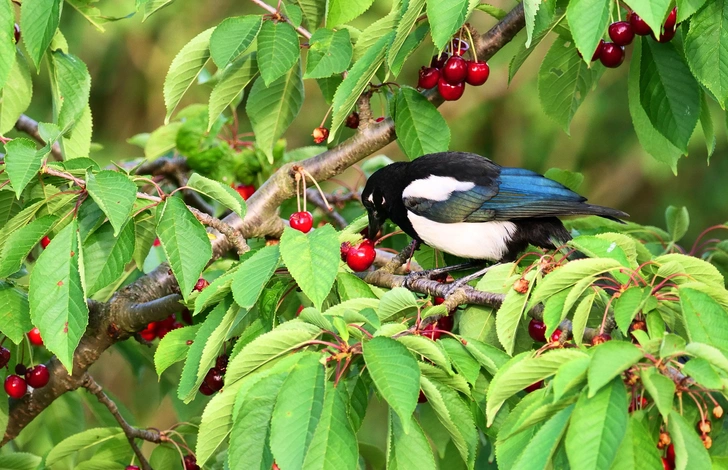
465, 61, 489, 86
450, 38, 469, 56
40, 236, 51, 249
14, 364, 26, 375
375, 117, 385, 122
442, 56, 467, 84
629, 11, 652, 36
591, 333, 611, 345
599, 42, 625, 68
204, 368, 224, 392
418, 66, 440, 89
0, 347, 10, 368
194, 278, 209, 292
272, 463, 281, 470
528, 319, 547, 342
156, 326, 171, 339
667, 443, 675, 463
418, 390, 427, 403
312, 127, 329, 144
296, 305, 304, 316
433, 296, 445, 305
662, 457, 673, 470
13, 24, 20, 44
181, 308, 193, 325
345, 240, 376, 272
4, 375, 26, 399
290, 211, 313, 233
152, 237, 161, 247
140, 323, 157, 341
184, 455, 200, 470
550, 329, 563, 343
524, 380, 544, 393
233, 183, 255, 200
25, 364, 49, 389
421, 323, 440, 340
340, 241, 352, 262
430, 54, 448, 69
27, 328, 43, 346
216, 355, 229, 373
609, 21, 635, 46
126, 466, 140, 470
664, 8, 677, 32
628, 396, 649, 412
159, 314, 176, 330
345, 112, 359, 129
656, 26, 676, 43
592, 39, 605, 61
171, 321, 183, 330
199, 382, 215, 396
437, 78, 465, 101
437, 315, 454, 332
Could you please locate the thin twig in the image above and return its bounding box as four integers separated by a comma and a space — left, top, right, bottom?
189, 207, 249, 256
306, 189, 348, 229
250, 0, 312, 39
14, 115, 63, 162
82, 375, 165, 470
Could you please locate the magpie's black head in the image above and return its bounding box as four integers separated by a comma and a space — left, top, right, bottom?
361, 162, 409, 240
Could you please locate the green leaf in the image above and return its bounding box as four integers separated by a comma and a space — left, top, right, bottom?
523, 0, 541, 47
270, 353, 326, 470
0, 51, 33, 135
389, 22, 429, 78
208, 52, 258, 130
627, 39, 682, 172
51, 51, 91, 131
613, 287, 650, 334
45, 428, 124, 466
567, 0, 611, 64
640, 38, 701, 153
5, 138, 48, 198
538, 36, 597, 133
194, 266, 238, 314
291, 0, 324, 31
363, 336, 420, 432
301, 381, 359, 470
19, 0, 62, 69
461, 337, 510, 375
61, 105, 93, 159
82, 222, 135, 294
132, 211, 156, 270
378, 287, 418, 321
246, 60, 304, 162
685, 342, 728, 374
28, 219, 88, 373
640, 367, 675, 420
656, 253, 724, 287
305, 28, 351, 81
676, 0, 708, 22
326, 0, 374, 26
196, 303, 240, 386
699, 91, 716, 158
0, 281, 33, 345
85, 170, 137, 236
388, 409, 437, 470
143, 122, 182, 159
0, 453, 42, 470
544, 168, 584, 192
257, 21, 300, 85
486, 349, 588, 425
680, 287, 728, 352
154, 325, 199, 376
530, 258, 622, 306
588, 341, 643, 396
565, 378, 628, 470
552, 355, 590, 401
439, 337, 480, 385
511, 405, 574, 470
668, 410, 712, 470
392, 86, 450, 159
682, 357, 722, 389
571, 291, 597, 346
624, 0, 671, 34
231, 245, 280, 309
0, 0, 15, 91
352, 9, 397, 62
427, 0, 470, 51
610, 415, 664, 470
496, 270, 535, 355
387, 0, 426, 71
397, 335, 452, 373
329, 32, 392, 142
156, 197, 212, 300
684, 0, 728, 106
420, 375, 477, 467
279, 225, 339, 310
163, 28, 214, 123
210, 15, 262, 68
187, 173, 247, 219
665, 205, 689, 242
225, 322, 322, 384
0, 214, 56, 278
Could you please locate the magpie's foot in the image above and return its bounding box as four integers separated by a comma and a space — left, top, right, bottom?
443, 263, 501, 298
402, 262, 481, 290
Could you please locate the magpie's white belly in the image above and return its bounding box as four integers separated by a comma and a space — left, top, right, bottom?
407, 212, 516, 260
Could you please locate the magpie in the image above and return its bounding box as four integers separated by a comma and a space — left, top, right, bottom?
361, 152, 627, 285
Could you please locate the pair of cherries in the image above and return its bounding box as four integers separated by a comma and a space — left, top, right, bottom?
418, 52, 490, 101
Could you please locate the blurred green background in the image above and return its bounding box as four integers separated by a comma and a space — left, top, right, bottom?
7, 0, 726, 464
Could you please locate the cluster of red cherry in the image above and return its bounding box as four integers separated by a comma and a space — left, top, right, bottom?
199, 354, 228, 396
139, 279, 206, 341
232, 182, 255, 200
3, 328, 50, 399
586, 8, 679, 68
418, 38, 490, 101
340, 240, 376, 272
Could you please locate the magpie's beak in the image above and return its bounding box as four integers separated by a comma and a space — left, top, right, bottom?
367, 210, 382, 241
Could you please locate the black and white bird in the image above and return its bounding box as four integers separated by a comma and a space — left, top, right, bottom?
362, 152, 627, 269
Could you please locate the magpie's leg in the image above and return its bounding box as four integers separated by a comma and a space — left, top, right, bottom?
444, 263, 501, 297
402, 262, 484, 290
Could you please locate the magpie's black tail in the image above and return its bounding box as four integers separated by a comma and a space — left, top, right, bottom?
578, 203, 629, 223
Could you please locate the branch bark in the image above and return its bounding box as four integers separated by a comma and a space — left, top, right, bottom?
14, 115, 63, 162
2, 3, 527, 443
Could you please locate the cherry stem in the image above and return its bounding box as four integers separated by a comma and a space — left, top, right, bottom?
373, 230, 404, 246
319, 106, 333, 128
133, 176, 165, 198
687, 391, 707, 424
349, 323, 373, 339
600, 292, 619, 334
690, 225, 728, 255
295, 172, 301, 212
651, 273, 688, 294
300, 168, 331, 211
465, 26, 477, 62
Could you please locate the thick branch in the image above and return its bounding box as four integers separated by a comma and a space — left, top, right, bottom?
14, 115, 63, 162
82, 375, 164, 470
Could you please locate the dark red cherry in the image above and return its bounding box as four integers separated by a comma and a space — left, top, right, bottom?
346, 240, 376, 272
421, 323, 440, 340
199, 381, 215, 396
591, 333, 611, 345
430, 54, 448, 69
442, 56, 467, 84
25, 364, 50, 388
656, 26, 676, 43
40, 236, 51, 249
609, 21, 635, 46
437, 315, 454, 333
591, 39, 605, 61
524, 380, 544, 393
14, 364, 26, 376
465, 61, 489, 86
599, 42, 625, 68
183, 454, 200, 470
290, 211, 313, 233
216, 355, 228, 373
418, 390, 427, 403
345, 112, 359, 129
528, 319, 547, 342
664, 8, 677, 32
204, 368, 224, 392
629, 11, 652, 36
126, 466, 140, 470
193, 278, 209, 292
13, 24, 19, 44
140, 323, 157, 341
0, 347, 10, 368
437, 78, 465, 101
4, 374, 26, 399
662, 457, 673, 470
418, 67, 440, 89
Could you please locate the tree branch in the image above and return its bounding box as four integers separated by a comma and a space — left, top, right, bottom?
14, 115, 63, 162
250, 0, 312, 39
82, 375, 165, 470
188, 207, 249, 256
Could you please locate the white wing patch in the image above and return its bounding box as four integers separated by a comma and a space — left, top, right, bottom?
402, 176, 476, 202
407, 212, 516, 260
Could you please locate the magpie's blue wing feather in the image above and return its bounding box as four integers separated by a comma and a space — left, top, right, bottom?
404, 167, 627, 223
